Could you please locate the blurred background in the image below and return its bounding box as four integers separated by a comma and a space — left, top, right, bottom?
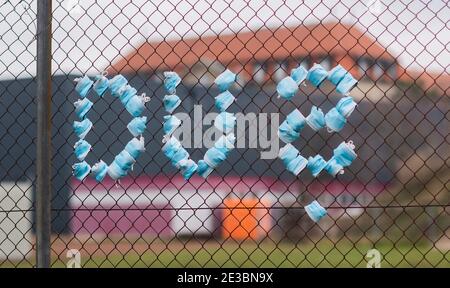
0, 0, 448, 267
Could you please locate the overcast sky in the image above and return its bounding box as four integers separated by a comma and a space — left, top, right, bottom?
0, 0, 448, 80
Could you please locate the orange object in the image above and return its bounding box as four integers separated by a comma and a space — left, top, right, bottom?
222, 198, 270, 241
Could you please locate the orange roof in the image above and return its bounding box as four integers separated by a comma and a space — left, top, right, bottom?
108, 22, 395, 74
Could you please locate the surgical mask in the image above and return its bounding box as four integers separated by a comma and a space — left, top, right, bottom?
127, 116, 147, 137
278, 144, 307, 175
170, 147, 189, 167
74, 98, 93, 119
214, 133, 235, 155
215, 90, 235, 112
305, 200, 327, 222
164, 71, 181, 94
73, 119, 93, 139
109, 74, 128, 98
163, 94, 181, 114
163, 115, 181, 136
125, 93, 150, 117
114, 150, 136, 172
307, 155, 327, 177
214, 69, 236, 92
335, 96, 357, 118
286, 109, 306, 132
214, 112, 236, 134
197, 160, 214, 178
333, 141, 357, 167
278, 120, 300, 143
177, 158, 198, 180
91, 160, 108, 182
327, 65, 347, 86
118, 85, 137, 106
291, 66, 308, 85
72, 161, 91, 181
336, 72, 358, 95
74, 75, 93, 98
324, 157, 344, 176
93, 72, 109, 97
74, 139, 91, 161
325, 107, 346, 133
204, 147, 227, 168
276, 76, 298, 100
162, 136, 182, 160
307, 63, 328, 87
107, 161, 127, 180
124, 137, 145, 159
305, 106, 325, 131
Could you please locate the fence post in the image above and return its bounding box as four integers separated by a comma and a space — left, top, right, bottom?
36, 0, 52, 268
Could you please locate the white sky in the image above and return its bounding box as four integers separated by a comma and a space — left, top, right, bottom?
0, 0, 448, 80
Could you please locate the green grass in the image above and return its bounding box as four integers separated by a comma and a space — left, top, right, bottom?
3, 239, 449, 268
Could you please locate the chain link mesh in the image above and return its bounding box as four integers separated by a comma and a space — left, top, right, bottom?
0, 0, 448, 267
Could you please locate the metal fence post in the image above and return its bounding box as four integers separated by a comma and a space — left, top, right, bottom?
36, 0, 52, 268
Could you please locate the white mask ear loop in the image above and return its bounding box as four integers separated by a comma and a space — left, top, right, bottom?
141, 93, 151, 103
347, 140, 355, 150
327, 127, 334, 133
162, 134, 170, 144
74, 77, 81, 83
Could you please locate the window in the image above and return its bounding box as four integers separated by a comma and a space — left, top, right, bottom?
358, 58, 369, 76
273, 61, 287, 82
253, 62, 266, 83
319, 56, 331, 70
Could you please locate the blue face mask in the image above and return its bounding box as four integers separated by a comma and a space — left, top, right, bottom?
163, 94, 181, 114
278, 144, 307, 175
276, 76, 298, 100
125, 93, 150, 117
164, 71, 181, 94
127, 116, 147, 137
72, 161, 91, 181
286, 109, 306, 132
215, 90, 235, 112
124, 137, 145, 159
324, 157, 344, 176
197, 160, 214, 178
74, 76, 93, 98
305, 106, 325, 131
93, 73, 109, 97
325, 107, 346, 133
307, 63, 328, 87
214, 112, 236, 134
215, 69, 237, 92
162, 136, 182, 160
163, 115, 181, 136
109, 75, 128, 98
170, 147, 189, 167
177, 159, 198, 180
335, 96, 357, 118
278, 120, 300, 143
74, 98, 93, 119
214, 133, 235, 155
73, 119, 93, 139
305, 200, 327, 222
74, 139, 91, 161
91, 160, 108, 182
290, 66, 308, 85
114, 150, 136, 172
118, 85, 137, 106
204, 147, 227, 168
333, 141, 357, 167
107, 161, 127, 180
327, 65, 346, 85
336, 72, 358, 95
307, 155, 327, 177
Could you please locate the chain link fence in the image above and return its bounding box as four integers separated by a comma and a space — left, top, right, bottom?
0, 0, 448, 268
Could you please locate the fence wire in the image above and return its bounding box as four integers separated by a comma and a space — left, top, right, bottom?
0, 0, 449, 268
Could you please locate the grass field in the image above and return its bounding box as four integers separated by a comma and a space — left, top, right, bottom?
3, 238, 449, 268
